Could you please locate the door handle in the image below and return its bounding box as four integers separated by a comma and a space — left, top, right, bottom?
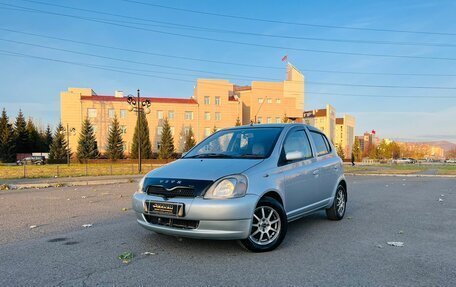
312, 169, 320, 176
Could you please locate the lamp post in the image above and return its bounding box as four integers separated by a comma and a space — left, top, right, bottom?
127, 89, 151, 173
61, 124, 76, 165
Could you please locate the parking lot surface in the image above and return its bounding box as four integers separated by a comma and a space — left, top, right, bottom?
0, 176, 455, 286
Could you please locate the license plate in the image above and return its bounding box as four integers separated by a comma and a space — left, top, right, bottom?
144, 201, 184, 217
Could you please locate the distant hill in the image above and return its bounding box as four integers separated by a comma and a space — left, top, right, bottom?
414, 141, 456, 152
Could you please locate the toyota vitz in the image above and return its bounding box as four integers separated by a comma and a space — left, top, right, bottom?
132, 124, 347, 252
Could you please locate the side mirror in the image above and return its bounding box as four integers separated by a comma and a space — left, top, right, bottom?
285, 151, 304, 161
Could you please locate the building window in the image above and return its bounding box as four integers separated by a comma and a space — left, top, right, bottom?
108, 109, 115, 118
184, 111, 194, 120
120, 125, 127, 134
276, 98, 281, 104
215, 96, 221, 105
157, 110, 164, 119
168, 111, 174, 120
184, 127, 190, 136
204, 112, 211, 121
87, 108, 97, 118
215, 112, 221, 121
275, 117, 281, 123
92, 125, 97, 133
120, 109, 127, 119
267, 117, 272, 123
204, 127, 211, 137
267, 98, 272, 104
157, 126, 163, 136
257, 117, 263, 124
204, 96, 210, 105
258, 98, 263, 104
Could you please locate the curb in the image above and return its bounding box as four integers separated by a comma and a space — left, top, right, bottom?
346, 173, 456, 178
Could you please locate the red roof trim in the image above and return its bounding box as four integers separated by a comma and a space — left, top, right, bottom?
81, 95, 197, 104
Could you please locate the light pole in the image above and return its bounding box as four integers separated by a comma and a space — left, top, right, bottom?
127, 89, 151, 173
61, 124, 76, 165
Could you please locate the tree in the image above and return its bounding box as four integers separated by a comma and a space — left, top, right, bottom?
76, 118, 99, 162
26, 118, 40, 152
212, 125, 218, 134
49, 123, 69, 161
282, 113, 288, 124
159, 118, 175, 159
390, 141, 401, 159
352, 139, 362, 162
43, 125, 53, 152
0, 109, 16, 162
14, 109, 28, 153
336, 144, 345, 159
105, 116, 124, 160
131, 111, 152, 159
183, 126, 196, 152
235, 117, 241, 126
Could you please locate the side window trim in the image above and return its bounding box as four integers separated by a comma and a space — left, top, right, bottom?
310, 131, 331, 157
278, 127, 314, 166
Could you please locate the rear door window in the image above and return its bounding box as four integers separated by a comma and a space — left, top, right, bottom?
310, 131, 331, 156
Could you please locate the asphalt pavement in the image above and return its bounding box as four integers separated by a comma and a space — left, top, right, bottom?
0, 176, 455, 286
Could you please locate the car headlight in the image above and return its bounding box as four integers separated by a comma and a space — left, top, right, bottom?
204, 175, 248, 199
137, 176, 146, 193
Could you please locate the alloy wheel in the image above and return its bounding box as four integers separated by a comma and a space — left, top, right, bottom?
336, 189, 345, 216
249, 206, 281, 245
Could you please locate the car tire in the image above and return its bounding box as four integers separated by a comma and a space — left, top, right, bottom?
326, 184, 347, 220
238, 197, 287, 252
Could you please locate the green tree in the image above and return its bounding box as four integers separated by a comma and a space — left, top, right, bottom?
49, 123, 69, 161
0, 109, 16, 162
282, 113, 288, 124
26, 118, 40, 152
336, 144, 345, 159
43, 125, 53, 152
235, 117, 241, 126
159, 118, 175, 159
131, 111, 152, 159
14, 109, 28, 153
352, 139, 362, 161
76, 118, 100, 162
183, 126, 196, 152
105, 116, 124, 160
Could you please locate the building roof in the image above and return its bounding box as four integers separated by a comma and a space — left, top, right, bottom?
233, 85, 252, 91
303, 109, 327, 118
336, 118, 344, 124
80, 95, 198, 104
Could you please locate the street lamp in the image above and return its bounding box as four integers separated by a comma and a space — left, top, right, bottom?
127, 89, 151, 173
61, 124, 76, 165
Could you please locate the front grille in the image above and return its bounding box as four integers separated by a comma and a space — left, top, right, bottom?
144, 214, 199, 229
147, 185, 196, 198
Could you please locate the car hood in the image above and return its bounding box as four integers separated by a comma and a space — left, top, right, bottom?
146, 158, 263, 181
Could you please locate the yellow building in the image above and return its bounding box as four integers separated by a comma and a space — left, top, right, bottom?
60, 64, 305, 154
335, 115, 356, 159
303, 104, 337, 143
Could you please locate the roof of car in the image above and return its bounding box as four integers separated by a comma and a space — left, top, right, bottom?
223, 123, 320, 131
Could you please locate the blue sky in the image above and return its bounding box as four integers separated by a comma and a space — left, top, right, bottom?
0, 0, 455, 142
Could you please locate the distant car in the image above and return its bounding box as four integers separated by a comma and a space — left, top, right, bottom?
16, 156, 45, 165
446, 159, 456, 163
392, 158, 414, 164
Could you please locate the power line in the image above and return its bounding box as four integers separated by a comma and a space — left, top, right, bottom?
3, 2, 456, 62
13, 0, 456, 48
4, 27, 456, 78
3, 37, 456, 91
123, 0, 456, 37
1, 49, 455, 99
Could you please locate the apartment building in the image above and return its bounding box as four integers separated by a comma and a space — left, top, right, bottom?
335, 115, 356, 158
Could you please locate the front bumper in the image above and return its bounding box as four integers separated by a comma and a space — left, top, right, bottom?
132, 193, 259, 240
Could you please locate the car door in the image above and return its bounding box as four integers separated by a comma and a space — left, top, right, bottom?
309, 131, 340, 201
279, 127, 320, 218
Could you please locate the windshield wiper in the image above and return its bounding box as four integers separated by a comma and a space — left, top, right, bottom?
186, 153, 234, 158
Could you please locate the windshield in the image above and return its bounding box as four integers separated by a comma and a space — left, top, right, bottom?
184, 127, 283, 159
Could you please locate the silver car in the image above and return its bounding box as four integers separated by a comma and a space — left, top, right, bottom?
132, 124, 347, 252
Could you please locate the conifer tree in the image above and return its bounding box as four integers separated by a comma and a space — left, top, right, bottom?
0, 109, 16, 162
336, 144, 345, 159
212, 125, 218, 134
105, 116, 124, 160
14, 109, 28, 153
352, 139, 362, 161
183, 126, 196, 152
49, 123, 69, 161
282, 113, 288, 124
235, 117, 241, 126
131, 111, 152, 159
76, 118, 99, 162
159, 118, 175, 159
43, 125, 53, 152
26, 118, 40, 152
